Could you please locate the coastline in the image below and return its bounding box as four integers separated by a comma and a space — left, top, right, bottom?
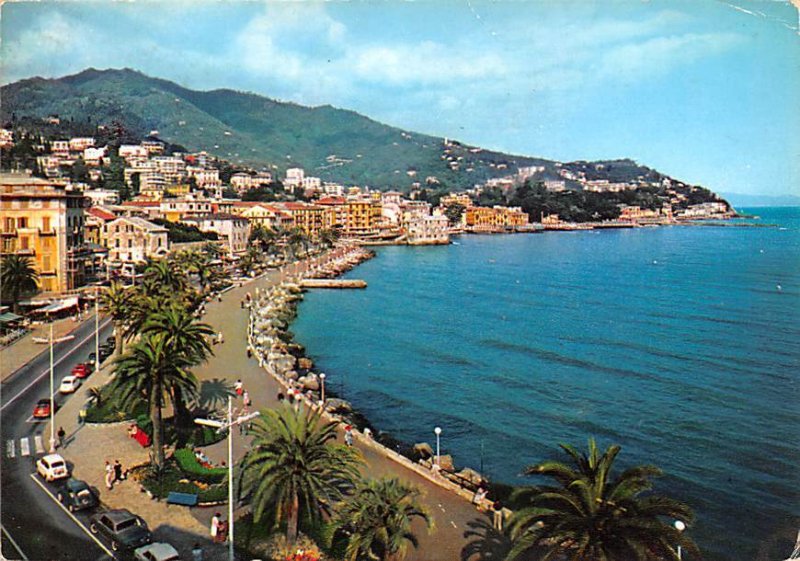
245, 245, 500, 510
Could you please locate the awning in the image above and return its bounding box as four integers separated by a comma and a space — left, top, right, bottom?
0, 312, 23, 324
38, 297, 79, 314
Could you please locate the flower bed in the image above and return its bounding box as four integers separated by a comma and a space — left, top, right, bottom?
133, 460, 226, 504
173, 448, 227, 483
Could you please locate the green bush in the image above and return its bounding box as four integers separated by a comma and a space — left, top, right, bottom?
174, 448, 227, 483
198, 484, 227, 503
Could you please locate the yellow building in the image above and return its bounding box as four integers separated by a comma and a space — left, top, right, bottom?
0, 173, 88, 293
440, 193, 473, 208
344, 200, 378, 236
274, 202, 334, 239
465, 205, 528, 231
231, 202, 292, 231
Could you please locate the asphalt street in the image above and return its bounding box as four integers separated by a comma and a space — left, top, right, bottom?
1, 318, 115, 561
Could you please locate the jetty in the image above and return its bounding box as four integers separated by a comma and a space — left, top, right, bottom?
300, 279, 367, 289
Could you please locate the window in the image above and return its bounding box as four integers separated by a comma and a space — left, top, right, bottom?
42, 217, 50, 231
116, 239, 120, 248
17, 217, 27, 228
128, 239, 133, 248
20, 237, 29, 250
42, 256, 51, 271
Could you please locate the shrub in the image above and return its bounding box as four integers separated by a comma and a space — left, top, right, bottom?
198, 484, 227, 503
174, 448, 227, 483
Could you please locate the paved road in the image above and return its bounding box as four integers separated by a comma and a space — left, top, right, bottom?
1, 318, 114, 561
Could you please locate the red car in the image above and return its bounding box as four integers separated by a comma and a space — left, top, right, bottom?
33, 398, 54, 419
71, 363, 93, 379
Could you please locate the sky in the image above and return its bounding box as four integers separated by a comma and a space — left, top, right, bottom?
1, 0, 799, 197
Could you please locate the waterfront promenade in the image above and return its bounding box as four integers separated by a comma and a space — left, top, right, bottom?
190, 265, 483, 559
35, 260, 485, 560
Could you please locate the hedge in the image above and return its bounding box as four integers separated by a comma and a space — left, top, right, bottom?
174, 448, 227, 484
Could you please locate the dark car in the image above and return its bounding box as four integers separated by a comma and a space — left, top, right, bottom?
88, 352, 97, 363
33, 398, 55, 419
89, 509, 152, 552
106, 336, 116, 346
57, 478, 99, 512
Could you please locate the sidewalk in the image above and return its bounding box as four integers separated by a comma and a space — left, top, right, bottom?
1, 314, 99, 381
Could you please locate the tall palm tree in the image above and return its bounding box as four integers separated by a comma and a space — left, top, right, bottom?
507, 439, 699, 561
102, 282, 133, 354
142, 258, 187, 296
1, 254, 39, 313
238, 246, 261, 277
141, 304, 214, 428
240, 406, 362, 543
334, 477, 432, 561
111, 334, 197, 470
319, 228, 340, 250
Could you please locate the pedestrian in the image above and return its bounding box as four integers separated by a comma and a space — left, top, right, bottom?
246, 348, 252, 358
217, 331, 224, 345
363, 427, 372, 439
234, 379, 243, 396
344, 425, 353, 447
210, 512, 220, 542
492, 501, 504, 531
243, 390, 251, 408
191, 543, 203, 561
78, 407, 87, 425
104, 461, 114, 490
277, 392, 285, 402
57, 426, 65, 449
113, 460, 123, 483
217, 519, 228, 543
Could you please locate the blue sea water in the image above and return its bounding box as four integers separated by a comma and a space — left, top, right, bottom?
292, 207, 800, 560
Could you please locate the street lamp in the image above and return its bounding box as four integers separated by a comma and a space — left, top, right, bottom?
319, 373, 326, 404
95, 287, 100, 371
434, 426, 442, 468
674, 520, 686, 560
48, 323, 74, 452
194, 396, 260, 561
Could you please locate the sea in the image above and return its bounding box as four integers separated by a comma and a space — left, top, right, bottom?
292, 207, 800, 561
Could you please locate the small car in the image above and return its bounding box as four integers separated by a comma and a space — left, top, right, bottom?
106, 336, 116, 346
89, 509, 153, 552
57, 478, 98, 512
33, 398, 54, 419
59, 376, 81, 394
37, 454, 69, 482
133, 542, 180, 561
71, 363, 92, 379
87, 352, 97, 363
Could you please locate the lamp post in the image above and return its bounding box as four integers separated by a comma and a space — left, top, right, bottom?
674, 520, 686, 560
319, 373, 326, 404
48, 324, 74, 452
95, 287, 100, 371
194, 397, 260, 561
434, 426, 442, 468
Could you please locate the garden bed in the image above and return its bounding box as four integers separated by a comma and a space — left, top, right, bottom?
132, 459, 227, 504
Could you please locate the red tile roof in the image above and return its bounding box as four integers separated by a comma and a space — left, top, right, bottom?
86, 207, 117, 221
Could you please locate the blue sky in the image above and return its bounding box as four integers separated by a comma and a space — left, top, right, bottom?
2, 0, 798, 196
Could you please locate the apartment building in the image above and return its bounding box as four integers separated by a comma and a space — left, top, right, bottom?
106, 216, 169, 264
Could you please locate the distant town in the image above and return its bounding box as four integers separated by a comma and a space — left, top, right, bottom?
0, 124, 735, 295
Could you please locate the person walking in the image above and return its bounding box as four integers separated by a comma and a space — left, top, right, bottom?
492, 501, 504, 531
344, 425, 354, 447
210, 512, 220, 543
57, 426, 66, 449
243, 390, 251, 408
113, 460, 123, 483
78, 407, 87, 425
234, 379, 243, 397
104, 461, 114, 490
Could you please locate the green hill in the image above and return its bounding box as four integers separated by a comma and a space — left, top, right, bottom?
0, 68, 703, 195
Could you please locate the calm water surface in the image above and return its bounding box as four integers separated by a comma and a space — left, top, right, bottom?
292, 207, 800, 560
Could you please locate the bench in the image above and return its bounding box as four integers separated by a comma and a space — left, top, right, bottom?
166, 492, 198, 506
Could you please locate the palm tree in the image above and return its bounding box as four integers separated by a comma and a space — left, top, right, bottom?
334, 477, 432, 561
287, 227, 309, 258
142, 258, 187, 296
141, 304, 214, 428
319, 228, 340, 250
111, 334, 197, 470
240, 406, 362, 543
1, 254, 39, 313
101, 282, 133, 354
507, 439, 699, 561
86, 386, 104, 408
238, 246, 261, 277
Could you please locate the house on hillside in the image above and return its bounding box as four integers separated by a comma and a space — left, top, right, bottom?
106, 216, 169, 264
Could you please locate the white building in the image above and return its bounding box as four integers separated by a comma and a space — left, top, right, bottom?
406, 215, 449, 245
83, 188, 120, 206
83, 147, 107, 165
119, 145, 148, 163
106, 216, 169, 263
182, 214, 251, 256
284, 168, 305, 190
69, 137, 95, 152
543, 180, 566, 192
187, 166, 220, 189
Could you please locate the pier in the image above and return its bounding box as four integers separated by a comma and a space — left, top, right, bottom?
300, 279, 367, 289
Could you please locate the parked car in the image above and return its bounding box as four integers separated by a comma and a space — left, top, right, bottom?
37, 454, 69, 482
33, 398, 54, 419
57, 478, 98, 512
89, 509, 152, 552
59, 376, 82, 394
134, 542, 180, 561
106, 336, 115, 346
71, 363, 92, 379
87, 352, 97, 364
